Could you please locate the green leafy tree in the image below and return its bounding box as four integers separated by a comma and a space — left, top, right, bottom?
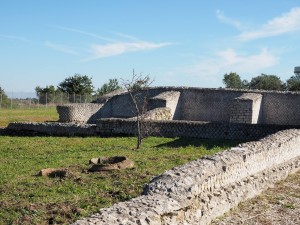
223, 72, 248, 89
35, 85, 61, 104
286, 74, 300, 91
0, 86, 6, 96
58, 74, 94, 95
0, 86, 10, 107
249, 74, 284, 91
35, 85, 56, 96
96, 78, 122, 96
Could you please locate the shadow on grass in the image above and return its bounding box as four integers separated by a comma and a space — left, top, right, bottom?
155, 137, 243, 150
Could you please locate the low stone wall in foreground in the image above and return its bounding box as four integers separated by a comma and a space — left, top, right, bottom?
73, 129, 300, 225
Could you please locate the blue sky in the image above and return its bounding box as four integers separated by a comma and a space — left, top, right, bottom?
1, 0, 300, 97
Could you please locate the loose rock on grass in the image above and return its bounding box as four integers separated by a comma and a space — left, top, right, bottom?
88, 156, 135, 172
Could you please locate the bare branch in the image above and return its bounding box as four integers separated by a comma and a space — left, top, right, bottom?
121, 69, 154, 149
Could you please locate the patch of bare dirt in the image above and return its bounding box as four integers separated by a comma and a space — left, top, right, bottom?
211, 170, 300, 225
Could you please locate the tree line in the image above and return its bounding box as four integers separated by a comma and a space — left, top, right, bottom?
35, 74, 122, 103
36, 74, 121, 96
0, 87, 10, 107
223, 72, 300, 91
1, 70, 300, 105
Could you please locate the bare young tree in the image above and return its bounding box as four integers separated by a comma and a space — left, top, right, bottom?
121, 70, 153, 149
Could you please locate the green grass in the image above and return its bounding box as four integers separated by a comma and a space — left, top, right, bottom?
0, 108, 241, 224
0, 136, 239, 225
0, 107, 58, 127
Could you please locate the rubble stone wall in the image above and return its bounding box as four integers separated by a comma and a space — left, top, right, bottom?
148, 91, 181, 119
96, 118, 300, 140
7, 119, 300, 140
7, 122, 97, 136
72, 129, 300, 225
143, 107, 172, 120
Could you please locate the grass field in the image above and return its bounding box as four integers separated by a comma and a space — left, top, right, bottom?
0, 108, 240, 224
0, 107, 58, 127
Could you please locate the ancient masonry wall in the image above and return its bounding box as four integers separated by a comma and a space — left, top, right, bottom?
230, 93, 262, 124
6, 122, 300, 224
72, 129, 300, 225
148, 91, 181, 119
179, 88, 300, 125
56, 103, 103, 123
7, 122, 97, 136
7, 120, 300, 140
56, 87, 300, 125
143, 108, 172, 121
96, 118, 300, 140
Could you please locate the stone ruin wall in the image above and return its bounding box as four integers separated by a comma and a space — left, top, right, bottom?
178, 88, 300, 125
56, 103, 103, 123
7, 87, 300, 224
229, 93, 263, 124
96, 118, 300, 140
8, 120, 300, 140
56, 87, 300, 126
7, 122, 97, 136
72, 129, 300, 225
6, 123, 300, 225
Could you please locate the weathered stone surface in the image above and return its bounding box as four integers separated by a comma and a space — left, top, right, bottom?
97, 119, 300, 140
72, 129, 300, 225
7, 122, 97, 136
89, 158, 100, 165
7, 121, 300, 140
55, 87, 300, 126
144, 107, 172, 120
230, 93, 262, 124
88, 156, 135, 172
37, 168, 68, 178
148, 91, 181, 119
57, 103, 103, 123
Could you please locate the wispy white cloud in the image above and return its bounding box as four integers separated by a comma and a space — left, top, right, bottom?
238, 7, 300, 41
114, 32, 141, 41
45, 41, 79, 55
216, 10, 243, 29
0, 34, 32, 43
55, 26, 117, 42
216, 48, 279, 72
166, 48, 279, 87
82, 41, 174, 62
52, 26, 174, 61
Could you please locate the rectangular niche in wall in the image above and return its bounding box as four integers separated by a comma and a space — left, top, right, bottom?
230, 93, 262, 124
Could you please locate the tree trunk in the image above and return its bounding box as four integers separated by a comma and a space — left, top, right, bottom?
136, 119, 142, 149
